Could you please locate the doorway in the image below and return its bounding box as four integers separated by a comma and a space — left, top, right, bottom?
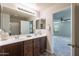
52, 7, 72, 56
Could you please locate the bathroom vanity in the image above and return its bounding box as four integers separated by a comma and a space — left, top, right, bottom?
0, 35, 47, 56
0, 4, 47, 56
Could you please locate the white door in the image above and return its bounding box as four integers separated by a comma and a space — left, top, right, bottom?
72, 3, 79, 56
21, 21, 30, 34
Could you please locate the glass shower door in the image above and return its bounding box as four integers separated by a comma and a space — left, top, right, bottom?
52, 8, 72, 56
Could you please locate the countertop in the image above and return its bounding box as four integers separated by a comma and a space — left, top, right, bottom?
0, 34, 47, 46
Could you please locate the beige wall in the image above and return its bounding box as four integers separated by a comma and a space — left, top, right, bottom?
0, 4, 1, 28
39, 3, 71, 53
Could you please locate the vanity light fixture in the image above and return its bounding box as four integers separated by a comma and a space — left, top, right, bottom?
16, 3, 37, 16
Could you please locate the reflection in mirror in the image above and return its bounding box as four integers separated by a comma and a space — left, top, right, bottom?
0, 4, 34, 35
10, 16, 33, 35
36, 19, 46, 29
20, 20, 33, 34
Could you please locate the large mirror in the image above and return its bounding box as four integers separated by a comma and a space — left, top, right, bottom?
10, 16, 33, 35
0, 3, 34, 35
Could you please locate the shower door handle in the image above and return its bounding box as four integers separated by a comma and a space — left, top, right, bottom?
67, 44, 79, 48
67, 44, 76, 48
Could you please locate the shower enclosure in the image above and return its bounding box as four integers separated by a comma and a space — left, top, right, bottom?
52, 8, 72, 56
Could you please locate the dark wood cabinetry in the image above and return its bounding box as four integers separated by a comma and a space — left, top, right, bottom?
33, 36, 47, 56
24, 40, 33, 56
0, 47, 4, 56
40, 37, 47, 53
33, 38, 40, 56
0, 36, 47, 56
0, 42, 23, 56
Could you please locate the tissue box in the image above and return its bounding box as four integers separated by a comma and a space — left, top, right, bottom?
0, 33, 9, 41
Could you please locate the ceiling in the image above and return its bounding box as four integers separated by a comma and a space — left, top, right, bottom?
36, 3, 56, 11
36, 3, 69, 11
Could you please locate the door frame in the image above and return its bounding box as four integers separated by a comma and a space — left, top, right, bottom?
51, 5, 73, 56
71, 3, 79, 56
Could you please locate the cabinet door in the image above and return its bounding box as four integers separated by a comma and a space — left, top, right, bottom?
3, 42, 23, 56
40, 36, 47, 53
15, 42, 24, 56
2, 45, 11, 56
33, 38, 40, 56
24, 40, 33, 56
24, 46, 33, 56
0, 47, 4, 56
